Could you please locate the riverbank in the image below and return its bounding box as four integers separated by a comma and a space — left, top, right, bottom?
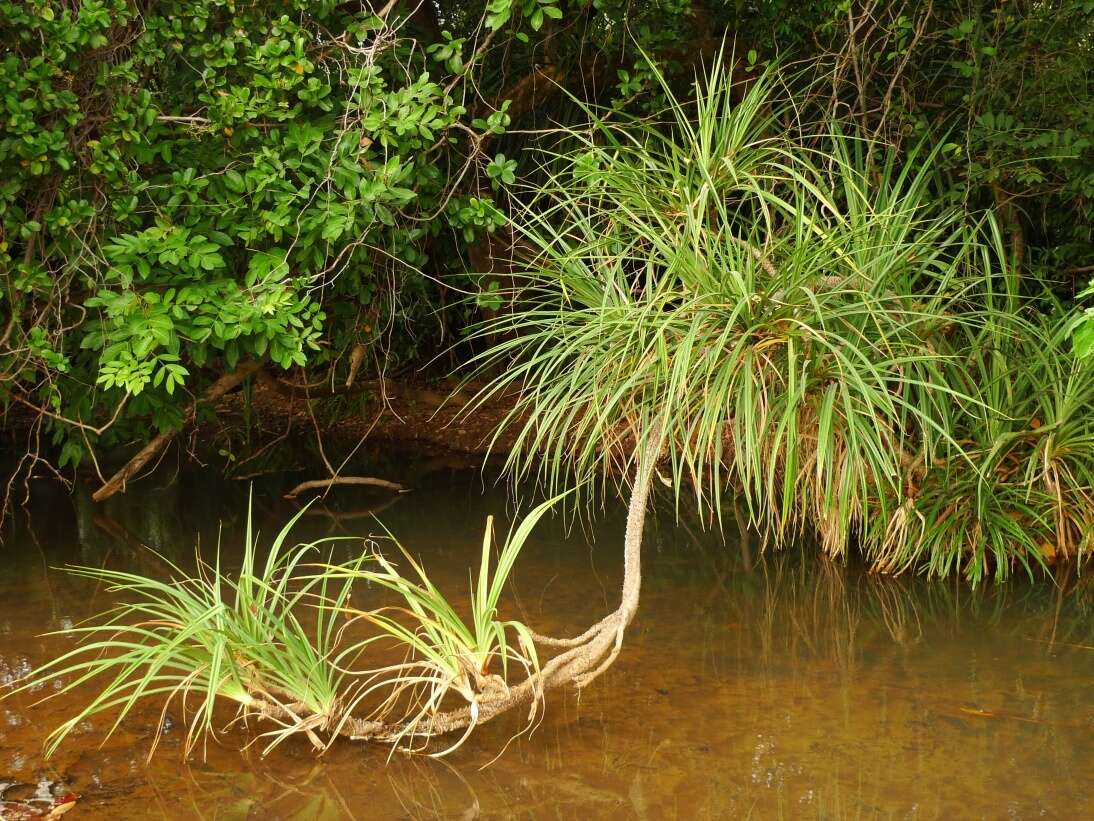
223, 372, 522, 458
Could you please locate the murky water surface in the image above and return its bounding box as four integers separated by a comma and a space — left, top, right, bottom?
1, 459, 1091, 819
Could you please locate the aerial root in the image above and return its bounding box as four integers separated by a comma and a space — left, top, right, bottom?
572, 622, 627, 690
528, 612, 618, 647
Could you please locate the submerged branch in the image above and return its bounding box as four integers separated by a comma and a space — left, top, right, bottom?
92, 359, 262, 502
284, 476, 408, 499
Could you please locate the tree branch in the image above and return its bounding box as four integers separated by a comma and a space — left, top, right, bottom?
283, 476, 407, 499
92, 359, 263, 502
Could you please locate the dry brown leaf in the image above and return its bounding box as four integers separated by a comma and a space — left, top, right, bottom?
47, 793, 80, 818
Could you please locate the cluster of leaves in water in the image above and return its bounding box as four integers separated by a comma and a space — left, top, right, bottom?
11, 498, 555, 760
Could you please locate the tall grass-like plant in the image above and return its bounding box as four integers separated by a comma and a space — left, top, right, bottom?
8, 498, 556, 759
871, 309, 1094, 583
471, 59, 985, 564
318, 501, 557, 755
11, 503, 361, 757
469, 54, 1093, 583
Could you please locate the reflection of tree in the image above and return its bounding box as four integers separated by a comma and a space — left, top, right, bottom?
145, 758, 363, 821
652, 497, 1094, 675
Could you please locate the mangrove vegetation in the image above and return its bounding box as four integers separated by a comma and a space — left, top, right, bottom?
1, 0, 1092, 769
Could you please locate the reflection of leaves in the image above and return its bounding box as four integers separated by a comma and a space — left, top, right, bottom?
215, 799, 258, 820
147, 771, 258, 820
143, 762, 362, 821
288, 794, 354, 821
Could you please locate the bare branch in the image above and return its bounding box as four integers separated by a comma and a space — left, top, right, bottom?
92, 359, 263, 502
283, 475, 407, 499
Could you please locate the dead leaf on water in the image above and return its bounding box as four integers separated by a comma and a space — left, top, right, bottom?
47, 793, 80, 819
44, 792, 79, 818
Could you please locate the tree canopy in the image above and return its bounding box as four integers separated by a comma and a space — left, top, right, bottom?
1, 0, 1091, 486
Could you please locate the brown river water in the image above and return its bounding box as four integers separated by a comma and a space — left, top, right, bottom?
0, 456, 1091, 819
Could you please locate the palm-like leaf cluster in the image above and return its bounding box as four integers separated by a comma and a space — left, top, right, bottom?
471, 60, 1093, 583
10, 499, 554, 758
16, 505, 361, 757
878, 310, 1094, 582
322, 500, 556, 755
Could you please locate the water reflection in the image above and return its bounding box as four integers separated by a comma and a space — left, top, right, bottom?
1, 461, 1091, 818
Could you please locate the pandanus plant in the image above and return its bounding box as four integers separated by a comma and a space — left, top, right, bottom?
13, 505, 360, 758
314, 506, 556, 755
10, 499, 557, 758
14, 55, 1088, 758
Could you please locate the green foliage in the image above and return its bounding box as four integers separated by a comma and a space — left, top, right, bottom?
9, 496, 557, 758
780, 1, 1091, 303
1071, 279, 1094, 358
2, 0, 720, 471
0, 1, 520, 464
470, 60, 1094, 583
487, 154, 518, 188
448, 196, 507, 243
484, 0, 563, 33
937, 4, 1093, 264
876, 320, 1094, 583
